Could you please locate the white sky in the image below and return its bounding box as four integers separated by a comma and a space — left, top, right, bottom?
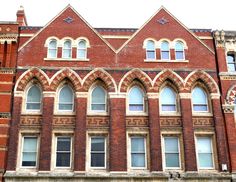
0, 0, 235, 30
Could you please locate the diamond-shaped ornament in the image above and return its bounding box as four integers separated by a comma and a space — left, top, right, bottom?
157, 17, 169, 25
64, 17, 74, 24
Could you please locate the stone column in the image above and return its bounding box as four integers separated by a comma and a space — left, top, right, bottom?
109, 95, 127, 171
148, 94, 162, 171
38, 95, 54, 171
6, 97, 22, 170
74, 93, 87, 171
180, 93, 197, 171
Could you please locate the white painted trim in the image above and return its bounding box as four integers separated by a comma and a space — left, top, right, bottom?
144, 59, 189, 63
102, 35, 131, 39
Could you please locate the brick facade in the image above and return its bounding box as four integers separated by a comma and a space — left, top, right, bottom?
0, 4, 236, 182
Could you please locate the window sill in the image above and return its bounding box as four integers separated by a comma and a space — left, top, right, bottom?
44, 58, 89, 61
21, 112, 42, 115
160, 112, 181, 116
126, 112, 148, 116
192, 112, 213, 117
87, 112, 109, 116
54, 112, 76, 116
144, 59, 189, 63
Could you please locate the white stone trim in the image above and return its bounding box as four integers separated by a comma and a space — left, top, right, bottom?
108, 92, 126, 98
147, 93, 159, 99
210, 93, 220, 99
75, 92, 88, 98
43, 92, 56, 97
179, 93, 191, 99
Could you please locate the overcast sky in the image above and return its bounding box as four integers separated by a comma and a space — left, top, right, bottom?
0, 0, 235, 30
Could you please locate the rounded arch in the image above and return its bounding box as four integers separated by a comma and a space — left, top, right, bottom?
173, 38, 188, 49
50, 68, 82, 92
15, 67, 50, 91
185, 70, 219, 94
44, 36, 60, 47
76, 37, 91, 48
143, 38, 157, 48
119, 69, 153, 93
226, 85, 236, 104
153, 70, 184, 92
82, 68, 117, 92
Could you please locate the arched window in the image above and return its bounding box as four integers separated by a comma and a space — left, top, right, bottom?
26, 85, 42, 110
77, 40, 87, 59
62, 40, 72, 58
91, 86, 106, 111
146, 40, 156, 60
175, 41, 184, 60
47, 39, 57, 58
192, 87, 208, 112
58, 85, 74, 111
129, 86, 144, 111
160, 87, 177, 112
161, 41, 170, 60
227, 53, 236, 72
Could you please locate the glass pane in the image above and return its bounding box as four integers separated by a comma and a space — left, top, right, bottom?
161, 51, 170, 59
161, 41, 169, 51
197, 137, 212, 153
49, 49, 57, 58
131, 154, 145, 167
227, 55, 235, 63
129, 105, 143, 111
64, 41, 71, 49
161, 87, 176, 105
228, 63, 236, 72
91, 104, 105, 111
176, 51, 184, 60
49, 40, 57, 49
27, 86, 41, 102
77, 50, 86, 58
63, 49, 71, 58
165, 137, 178, 152
23, 137, 37, 152
165, 153, 180, 168
193, 105, 207, 111
92, 87, 105, 104
78, 40, 86, 48
22, 159, 36, 166
91, 138, 105, 151
147, 51, 155, 59
175, 42, 184, 51
198, 153, 213, 168
57, 137, 71, 152
192, 87, 207, 105
147, 40, 155, 50
59, 86, 73, 103
91, 153, 105, 167
129, 87, 143, 105
22, 152, 36, 162
26, 103, 40, 110
131, 138, 145, 152
56, 153, 70, 167
162, 105, 176, 111
59, 104, 73, 110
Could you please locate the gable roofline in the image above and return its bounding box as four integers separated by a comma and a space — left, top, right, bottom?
18, 4, 116, 52
116, 6, 214, 54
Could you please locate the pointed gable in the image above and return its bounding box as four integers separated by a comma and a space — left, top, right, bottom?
117, 7, 216, 69
18, 5, 115, 67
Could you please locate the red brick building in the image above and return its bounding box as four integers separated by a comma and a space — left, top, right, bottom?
1, 5, 235, 181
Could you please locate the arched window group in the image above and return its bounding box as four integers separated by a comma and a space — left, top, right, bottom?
145, 39, 185, 61
46, 38, 89, 60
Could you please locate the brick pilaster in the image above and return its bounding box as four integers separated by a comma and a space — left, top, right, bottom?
39, 97, 54, 171
6, 97, 22, 170
74, 97, 87, 171
180, 98, 197, 171
109, 98, 126, 171
148, 97, 162, 171
212, 99, 230, 171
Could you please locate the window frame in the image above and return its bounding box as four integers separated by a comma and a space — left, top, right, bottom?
77, 39, 87, 59
195, 135, 215, 170
129, 136, 147, 169
192, 86, 210, 113
175, 41, 185, 60
25, 84, 42, 113
20, 135, 39, 169
145, 40, 156, 60
57, 85, 74, 113
54, 136, 73, 169
162, 136, 181, 170
62, 40, 72, 59
226, 52, 236, 72
47, 39, 58, 58
89, 136, 107, 169
89, 85, 107, 113
160, 41, 170, 60
160, 86, 178, 114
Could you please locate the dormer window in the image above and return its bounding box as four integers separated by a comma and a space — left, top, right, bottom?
47, 39, 57, 58
63, 40, 72, 59
227, 53, 236, 72
77, 40, 87, 59
161, 41, 170, 60
175, 41, 185, 60
146, 40, 156, 60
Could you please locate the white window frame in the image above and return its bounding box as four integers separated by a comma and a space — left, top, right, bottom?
129, 136, 147, 170
145, 40, 156, 60
195, 135, 215, 170
160, 86, 178, 114
226, 52, 236, 72
62, 40, 72, 59
160, 41, 170, 60
77, 39, 87, 59
57, 85, 74, 113
162, 136, 181, 170
20, 135, 39, 169
175, 41, 185, 60
192, 86, 210, 114
89, 136, 107, 169
89, 86, 107, 113
54, 136, 73, 169
47, 39, 57, 58
127, 86, 146, 115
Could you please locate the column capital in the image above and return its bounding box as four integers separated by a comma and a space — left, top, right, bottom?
214, 30, 225, 48
222, 104, 234, 113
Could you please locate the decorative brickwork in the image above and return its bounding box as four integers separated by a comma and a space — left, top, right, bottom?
20, 115, 42, 125
226, 85, 236, 104
160, 117, 182, 127
193, 117, 214, 126
126, 116, 148, 127
53, 116, 75, 126
86, 116, 109, 127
